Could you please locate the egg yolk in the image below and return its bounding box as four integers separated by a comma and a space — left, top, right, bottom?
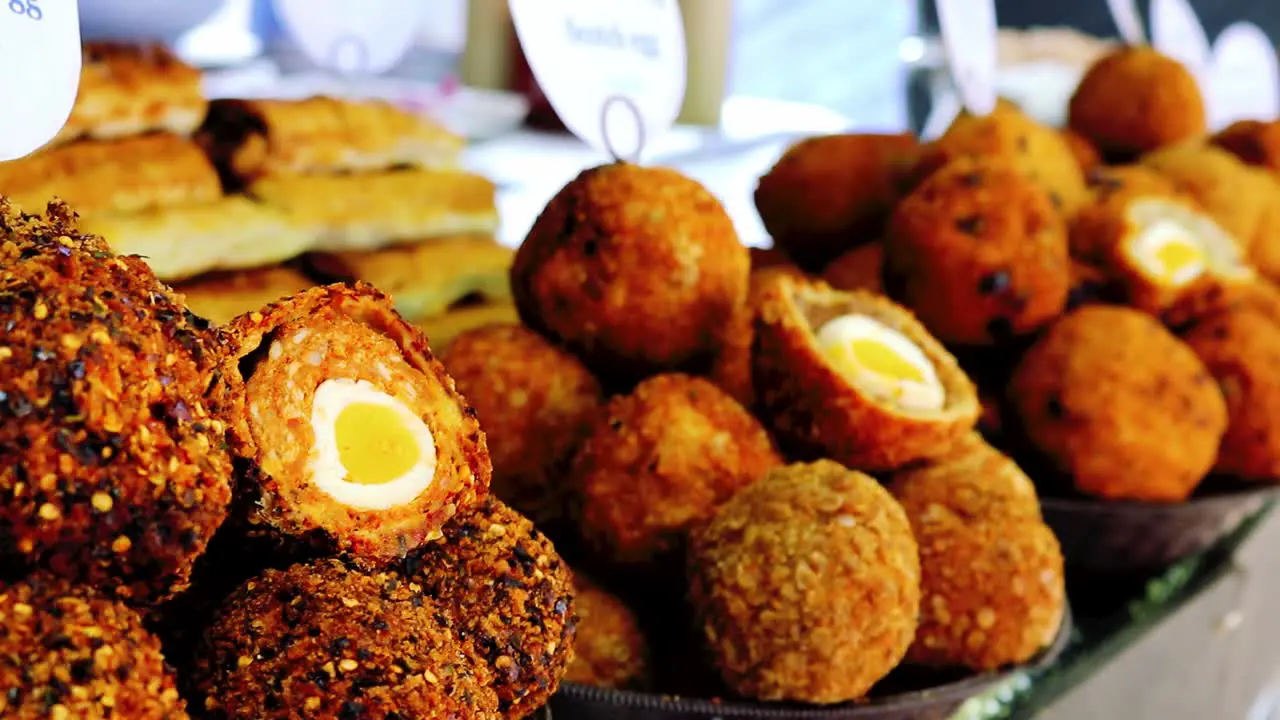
1152, 238, 1204, 281
824, 338, 926, 384
333, 402, 422, 485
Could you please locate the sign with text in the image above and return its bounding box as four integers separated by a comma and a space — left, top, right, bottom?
935, 0, 998, 117
0, 0, 82, 161
1151, 0, 1212, 75
272, 0, 427, 76
1205, 23, 1280, 130
508, 0, 687, 161
1106, 0, 1147, 45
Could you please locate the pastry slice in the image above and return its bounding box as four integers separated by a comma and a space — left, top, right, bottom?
81, 196, 317, 282
199, 96, 465, 185
306, 234, 512, 321
0, 134, 222, 216
176, 266, 316, 326
53, 42, 207, 146
248, 169, 498, 254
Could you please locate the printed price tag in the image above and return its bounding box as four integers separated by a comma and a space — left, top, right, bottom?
1106, 0, 1146, 45
1205, 22, 1280, 130
934, 0, 998, 117
272, 0, 428, 76
1151, 0, 1211, 75
0, 0, 81, 161
508, 0, 687, 161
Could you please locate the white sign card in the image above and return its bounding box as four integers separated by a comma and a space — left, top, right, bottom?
1204, 22, 1280, 130
1150, 0, 1212, 76
272, 0, 428, 76
0, 0, 82, 162
934, 0, 999, 117
507, 0, 687, 161
1106, 0, 1147, 45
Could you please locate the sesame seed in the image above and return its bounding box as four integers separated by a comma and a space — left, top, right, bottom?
111, 536, 132, 554
32, 303, 48, 320
38, 503, 61, 521
338, 659, 358, 672
12, 603, 32, 619
0, 347, 11, 360
91, 493, 113, 513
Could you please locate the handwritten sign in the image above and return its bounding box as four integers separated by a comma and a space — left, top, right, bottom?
1205, 22, 1280, 130
508, 0, 687, 161
272, 0, 427, 76
1151, 0, 1211, 75
1106, 0, 1146, 45
934, 0, 999, 117
0, 0, 82, 161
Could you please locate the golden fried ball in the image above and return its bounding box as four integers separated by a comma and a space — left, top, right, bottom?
890, 432, 1042, 522
441, 324, 603, 526
1211, 119, 1280, 173
1070, 165, 1184, 262
885, 157, 1071, 346
754, 133, 919, 271
1183, 309, 1280, 481
905, 508, 1065, 672
564, 574, 650, 689
1068, 46, 1207, 158
822, 241, 884, 294
1008, 306, 1227, 502
511, 162, 750, 383
1061, 128, 1103, 175
688, 461, 920, 704
912, 100, 1088, 215
572, 374, 782, 565
752, 276, 980, 471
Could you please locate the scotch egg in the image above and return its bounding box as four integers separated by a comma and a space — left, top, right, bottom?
751, 274, 979, 472
219, 283, 491, 565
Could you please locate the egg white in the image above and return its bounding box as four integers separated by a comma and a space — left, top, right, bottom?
815, 314, 946, 412
1124, 199, 1254, 286
307, 378, 438, 511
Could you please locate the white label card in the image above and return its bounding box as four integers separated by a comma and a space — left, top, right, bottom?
0, 0, 81, 162
272, 0, 427, 76
508, 0, 687, 161
1106, 0, 1146, 45
1151, 0, 1211, 75
935, 0, 998, 117
1205, 22, 1280, 130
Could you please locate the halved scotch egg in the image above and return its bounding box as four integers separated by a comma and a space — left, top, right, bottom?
218, 282, 490, 565
752, 275, 980, 471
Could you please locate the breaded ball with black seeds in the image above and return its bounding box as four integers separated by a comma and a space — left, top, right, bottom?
0, 574, 188, 719
1068, 46, 1206, 158
822, 241, 884, 294
565, 574, 649, 689
512, 162, 750, 383
688, 461, 920, 704
1008, 306, 1227, 502
571, 374, 783, 565
911, 101, 1088, 215
1183, 309, 1280, 481
754, 133, 920, 271
1212, 119, 1280, 173
885, 157, 1071, 346
902, 506, 1065, 672
890, 432, 1041, 522
1071, 165, 1184, 262
0, 200, 233, 606
1061, 128, 1102, 175
194, 559, 499, 720
441, 324, 603, 527
403, 496, 575, 718
753, 275, 979, 471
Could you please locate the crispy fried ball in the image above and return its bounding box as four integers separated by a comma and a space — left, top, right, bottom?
1061, 129, 1102, 175
1211, 119, 1280, 173
890, 432, 1041, 522
754, 133, 920, 271
1068, 46, 1207, 158
912, 100, 1088, 215
194, 559, 499, 720
403, 497, 575, 718
512, 162, 750, 382
564, 574, 649, 689
753, 276, 980, 471
1183, 309, 1280, 481
1142, 143, 1280, 278
903, 508, 1065, 672
0, 575, 188, 719
1008, 306, 1227, 502
1071, 165, 1183, 262
572, 374, 782, 565
885, 157, 1071, 346
441, 324, 602, 527
821, 241, 884, 294
0, 200, 233, 606
688, 461, 920, 704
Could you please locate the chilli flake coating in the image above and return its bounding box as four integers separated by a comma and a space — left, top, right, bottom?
217, 282, 490, 566
0, 199, 234, 607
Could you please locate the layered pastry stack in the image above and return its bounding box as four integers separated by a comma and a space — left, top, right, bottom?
0, 42, 516, 347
